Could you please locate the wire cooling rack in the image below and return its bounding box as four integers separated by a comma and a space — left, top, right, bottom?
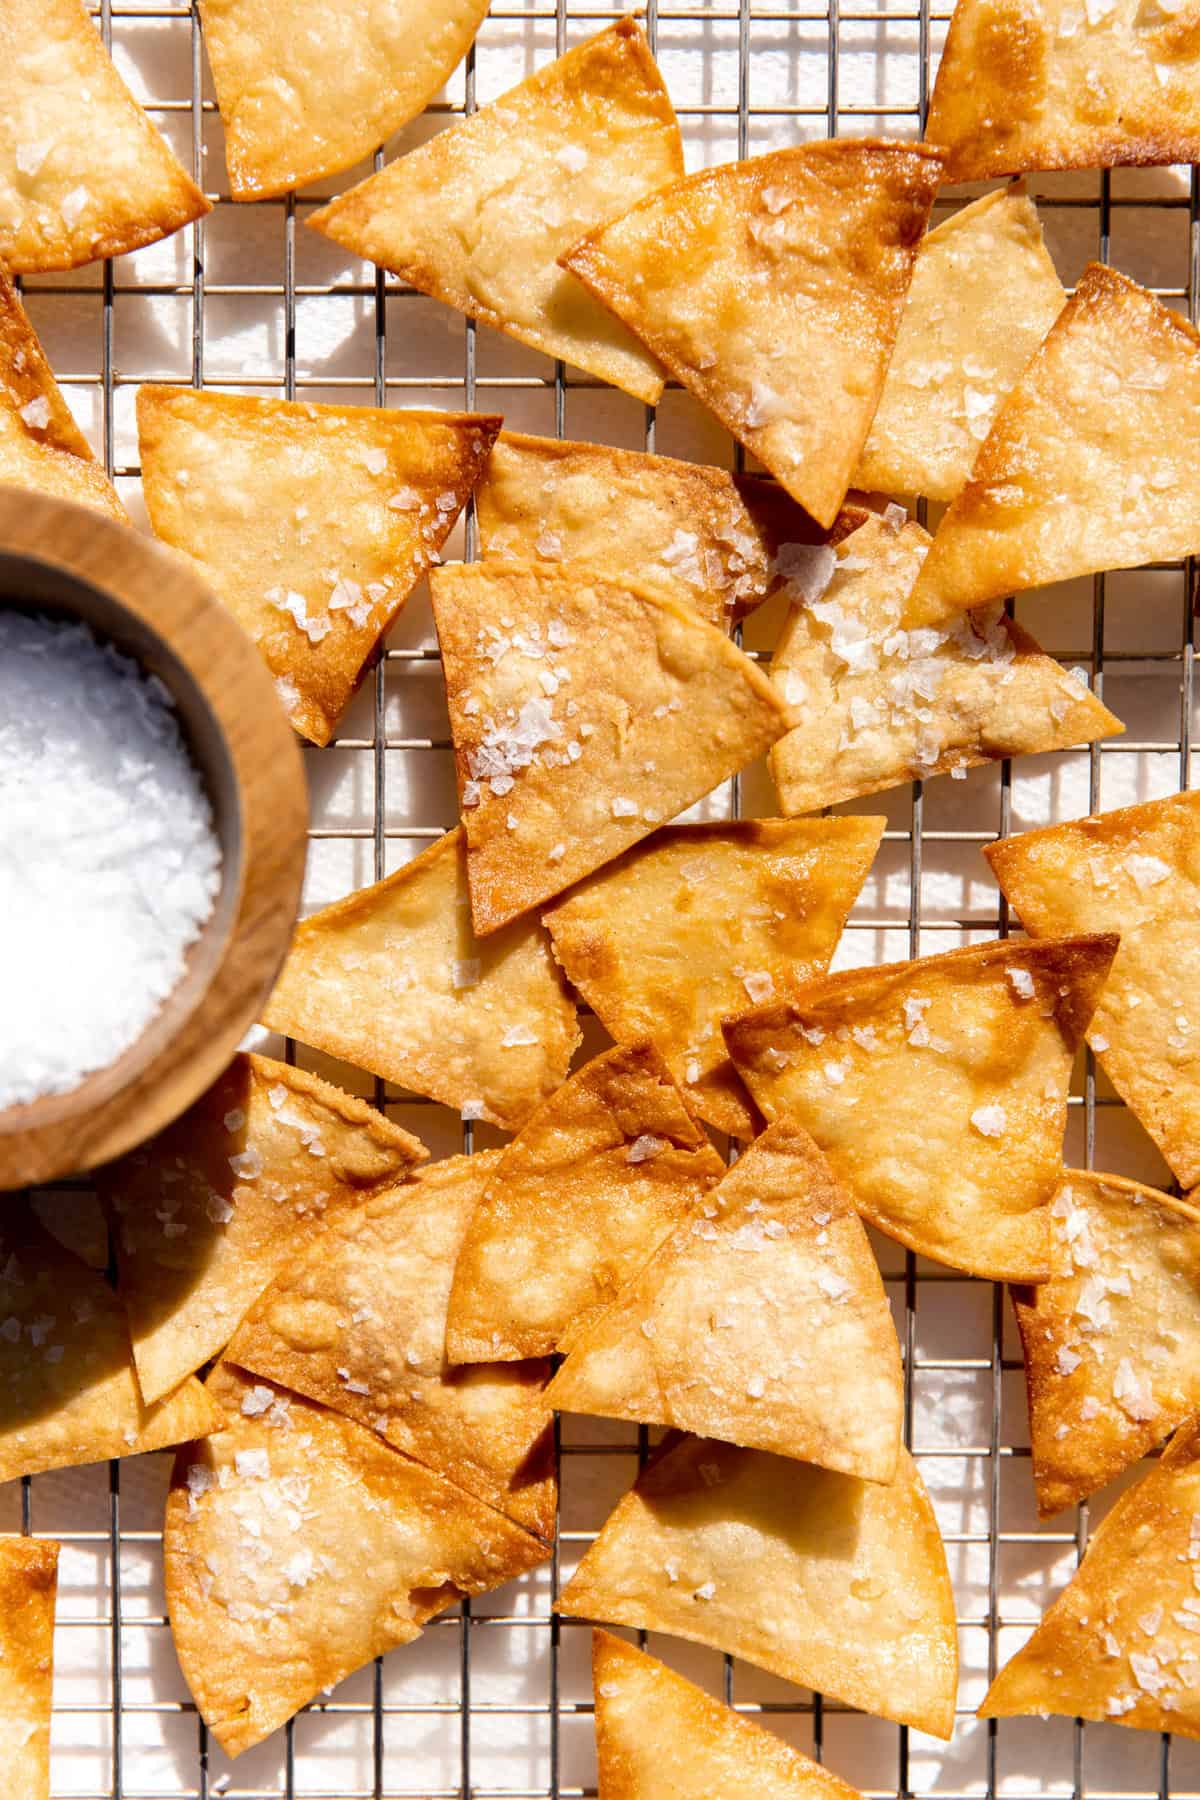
11, 0, 1200, 1794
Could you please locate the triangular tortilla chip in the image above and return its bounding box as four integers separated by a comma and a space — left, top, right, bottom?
558, 1432, 957, 1739
1014, 1170, 1200, 1518
30, 1190, 108, 1268
561, 140, 943, 528
137, 386, 501, 745
724, 934, 1118, 1281
853, 184, 1065, 503
986, 790, 1200, 1189
307, 20, 682, 404
431, 560, 792, 935
592, 1629, 867, 1800
261, 827, 580, 1133
767, 512, 1122, 815
226, 1150, 556, 1539
445, 1044, 726, 1362
925, 0, 1200, 182
97, 1052, 427, 1406
198, 0, 490, 201
907, 263, 1200, 626
0, 1536, 58, 1798
980, 1415, 1200, 1735
165, 1363, 548, 1758
546, 1121, 903, 1482
0, 0, 208, 272
0, 1209, 223, 1483
543, 816, 885, 1139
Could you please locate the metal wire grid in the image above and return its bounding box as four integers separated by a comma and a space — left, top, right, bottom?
10, 0, 1200, 1794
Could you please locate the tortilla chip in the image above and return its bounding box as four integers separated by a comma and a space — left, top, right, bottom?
767, 512, 1122, 815
445, 1043, 725, 1363
476, 431, 833, 632
137, 386, 500, 745
0, 0, 208, 273
543, 816, 884, 1140
98, 1053, 426, 1407
546, 1121, 903, 1482
925, 0, 1200, 181
1014, 1170, 1200, 1518
980, 1414, 1200, 1735
0, 1209, 223, 1484
558, 1432, 957, 1739
0, 1536, 58, 1800
261, 828, 580, 1133
986, 791, 1200, 1189
29, 1191, 108, 1269
906, 264, 1200, 626
560, 140, 943, 529
226, 1150, 556, 1539
307, 20, 682, 404
592, 1629, 867, 1800
431, 561, 792, 936
198, 0, 490, 201
853, 184, 1065, 503
165, 1363, 548, 1759
724, 935, 1118, 1282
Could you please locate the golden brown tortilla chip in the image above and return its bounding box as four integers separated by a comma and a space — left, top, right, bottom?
986, 791, 1200, 1189
307, 20, 682, 404
980, 1415, 1200, 1736
198, 0, 490, 200
724, 935, 1118, 1282
559, 1432, 957, 1739
0, 0, 208, 272
226, 1150, 556, 1539
261, 828, 580, 1133
854, 184, 1065, 503
445, 1044, 725, 1363
767, 512, 1122, 815
29, 1191, 108, 1269
547, 1121, 903, 1482
592, 1629, 867, 1800
165, 1363, 548, 1758
907, 264, 1200, 626
431, 560, 792, 936
561, 139, 943, 528
137, 386, 500, 745
0, 1536, 58, 1800
98, 1052, 426, 1407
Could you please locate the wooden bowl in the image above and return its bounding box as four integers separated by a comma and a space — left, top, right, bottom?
0, 487, 309, 1189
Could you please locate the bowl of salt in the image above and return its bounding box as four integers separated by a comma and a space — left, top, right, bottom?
0, 486, 309, 1189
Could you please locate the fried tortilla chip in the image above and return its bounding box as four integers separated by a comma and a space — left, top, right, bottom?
986, 791, 1200, 1189
98, 1052, 426, 1407
445, 1044, 725, 1362
853, 184, 1065, 503
980, 1415, 1200, 1735
431, 561, 792, 935
165, 1363, 548, 1758
561, 140, 943, 528
198, 0, 490, 201
137, 386, 500, 745
724, 935, 1118, 1282
559, 1433, 957, 1739
307, 20, 682, 404
0, 0, 208, 272
925, 0, 1200, 181
226, 1150, 556, 1538
29, 1191, 108, 1269
592, 1629, 867, 1800
1015, 1170, 1200, 1518
0, 1209, 222, 1484
261, 828, 580, 1133
767, 512, 1122, 815
547, 1122, 903, 1482
0, 1536, 58, 1800
906, 264, 1200, 626
543, 816, 884, 1139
